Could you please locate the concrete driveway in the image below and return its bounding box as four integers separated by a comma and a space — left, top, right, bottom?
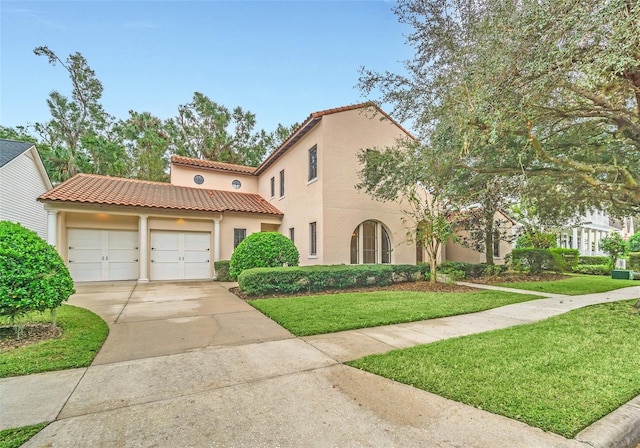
4, 281, 610, 447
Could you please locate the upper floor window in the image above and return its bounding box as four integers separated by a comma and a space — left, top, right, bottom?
279, 169, 285, 197
270, 177, 275, 197
232, 179, 241, 189
308, 146, 317, 181
289, 227, 295, 243
194, 175, 204, 185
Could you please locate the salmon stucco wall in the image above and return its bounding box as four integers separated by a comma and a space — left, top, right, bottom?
171, 164, 258, 193
320, 107, 415, 265
257, 123, 324, 264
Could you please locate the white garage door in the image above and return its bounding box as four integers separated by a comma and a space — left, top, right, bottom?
68, 229, 139, 282
150, 231, 211, 280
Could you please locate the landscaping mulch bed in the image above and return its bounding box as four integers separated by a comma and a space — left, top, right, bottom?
231, 280, 479, 300
0, 323, 62, 352
468, 273, 570, 284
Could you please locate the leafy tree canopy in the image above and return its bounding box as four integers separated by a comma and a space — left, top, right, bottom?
360, 0, 640, 216
25, 47, 297, 181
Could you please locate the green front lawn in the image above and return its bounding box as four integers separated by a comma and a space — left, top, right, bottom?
0, 305, 109, 378
348, 300, 640, 438
496, 275, 637, 295
0, 424, 47, 448
250, 290, 538, 336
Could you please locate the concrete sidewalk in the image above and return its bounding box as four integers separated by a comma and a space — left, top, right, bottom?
303, 283, 640, 361
1, 281, 639, 447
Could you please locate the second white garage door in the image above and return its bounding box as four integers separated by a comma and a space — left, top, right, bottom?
150, 231, 211, 280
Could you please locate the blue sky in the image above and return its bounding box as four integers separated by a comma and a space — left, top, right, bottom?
1, 1, 412, 134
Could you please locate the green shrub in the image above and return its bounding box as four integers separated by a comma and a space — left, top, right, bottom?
438, 261, 503, 279
572, 264, 610, 276
549, 248, 580, 272
214, 260, 231, 281
0, 221, 75, 322
484, 264, 507, 278
578, 256, 610, 265
510, 248, 554, 274
229, 232, 299, 280
629, 252, 640, 271
515, 231, 557, 249
238, 264, 426, 296
600, 232, 628, 269
439, 261, 470, 280
628, 232, 640, 252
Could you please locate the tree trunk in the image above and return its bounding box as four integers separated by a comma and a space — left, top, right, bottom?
485, 226, 494, 265
484, 204, 496, 265
430, 258, 437, 283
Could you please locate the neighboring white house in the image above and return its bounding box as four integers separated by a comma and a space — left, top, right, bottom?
0, 139, 53, 240
557, 209, 636, 257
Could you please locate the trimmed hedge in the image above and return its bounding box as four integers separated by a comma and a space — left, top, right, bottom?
238, 264, 429, 296
229, 232, 299, 280
629, 252, 640, 271
438, 262, 505, 280
578, 256, 609, 266
549, 248, 580, 272
214, 260, 231, 282
510, 248, 554, 274
573, 264, 610, 276
0, 221, 75, 321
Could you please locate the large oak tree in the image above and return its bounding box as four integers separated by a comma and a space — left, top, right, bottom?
360, 0, 640, 216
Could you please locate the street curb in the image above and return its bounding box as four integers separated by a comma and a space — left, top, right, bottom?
575, 395, 640, 448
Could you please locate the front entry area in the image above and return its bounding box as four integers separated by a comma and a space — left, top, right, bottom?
68, 229, 139, 282
150, 231, 211, 280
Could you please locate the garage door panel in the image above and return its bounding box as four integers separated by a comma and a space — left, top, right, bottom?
151, 249, 179, 263
151, 262, 179, 280
152, 232, 179, 250
68, 229, 138, 282
108, 249, 138, 263
108, 234, 138, 251
69, 248, 102, 263
109, 262, 138, 281
184, 249, 210, 263
68, 229, 102, 249
69, 262, 102, 282
184, 260, 210, 278
150, 231, 211, 280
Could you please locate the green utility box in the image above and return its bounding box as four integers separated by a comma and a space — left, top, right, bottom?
611, 270, 633, 280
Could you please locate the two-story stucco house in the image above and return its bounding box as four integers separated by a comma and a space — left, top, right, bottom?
39, 103, 419, 282
0, 139, 52, 240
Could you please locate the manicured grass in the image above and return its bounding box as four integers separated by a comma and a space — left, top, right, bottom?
496, 275, 638, 295
348, 300, 640, 438
250, 290, 539, 336
0, 423, 47, 448
0, 305, 109, 378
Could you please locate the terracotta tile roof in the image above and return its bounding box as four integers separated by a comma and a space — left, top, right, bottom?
171, 155, 257, 174
255, 102, 415, 175
38, 173, 282, 216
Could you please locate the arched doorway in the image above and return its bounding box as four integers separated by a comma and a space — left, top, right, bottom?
350, 220, 392, 264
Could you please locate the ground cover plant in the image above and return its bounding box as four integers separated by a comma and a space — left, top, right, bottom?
495, 275, 637, 295
348, 300, 640, 438
0, 423, 47, 448
249, 289, 538, 336
0, 305, 108, 378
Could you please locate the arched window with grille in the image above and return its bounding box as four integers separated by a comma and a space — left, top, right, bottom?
350, 220, 392, 264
